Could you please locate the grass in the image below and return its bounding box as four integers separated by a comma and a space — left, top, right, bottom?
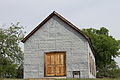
0, 78, 28, 80
55, 78, 120, 80
0, 79, 28, 80
0, 78, 120, 80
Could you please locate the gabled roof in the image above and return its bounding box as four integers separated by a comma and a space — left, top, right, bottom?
22, 11, 89, 43
22, 11, 95, 55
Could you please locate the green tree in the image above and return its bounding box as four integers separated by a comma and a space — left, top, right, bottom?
0, 23, 24, 78
82, 27, 120, 77
16, 63, 23, 78
118, 40, 120, 48
0, 57, 17, 78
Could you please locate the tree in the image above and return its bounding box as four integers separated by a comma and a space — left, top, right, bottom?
0, 57, 17, 78
82, 27, 120, 77
118, 40, 120, 48
0, 23, 24, 78
16, 63, 23, 78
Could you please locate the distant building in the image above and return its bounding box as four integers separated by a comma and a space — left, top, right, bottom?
22, 11, 96, 78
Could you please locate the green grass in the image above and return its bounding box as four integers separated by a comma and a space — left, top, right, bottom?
55, 79, 120, 80
0, 78, 120, 80
0, 79, 27, 80
55, 78, 120, 80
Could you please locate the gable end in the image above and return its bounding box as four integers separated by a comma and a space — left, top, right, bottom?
21, 11, 95, 55
22, 11, 89, 42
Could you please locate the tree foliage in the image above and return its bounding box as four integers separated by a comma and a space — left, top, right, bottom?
16, 64, 23, 78
82, 27, 120, 77
0, 58, 17, 78
0, 23, 24, 78
97, 68, 120, 78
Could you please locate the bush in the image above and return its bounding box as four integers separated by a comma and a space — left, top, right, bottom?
0, 58, 17, 78
97, 68, 120, 78
16, 64, 23, 78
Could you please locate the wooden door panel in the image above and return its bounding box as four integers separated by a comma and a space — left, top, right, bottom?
45, 52, 65, 76
45, 54, 55, 76
55, 53, 65, 76
55, 65, 65, 76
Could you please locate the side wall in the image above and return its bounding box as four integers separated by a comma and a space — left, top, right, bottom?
88, 44, 96, 78
24, 16, 92, 78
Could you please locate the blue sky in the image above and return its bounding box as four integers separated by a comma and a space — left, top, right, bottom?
0, 0, 120, 66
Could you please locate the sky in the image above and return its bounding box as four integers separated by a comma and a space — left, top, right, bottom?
0, 0, 120, 66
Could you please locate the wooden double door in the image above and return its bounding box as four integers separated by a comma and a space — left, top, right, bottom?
45, 52, 66, 76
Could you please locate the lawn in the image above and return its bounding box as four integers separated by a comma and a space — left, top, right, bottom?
55, 78, 120, 80
0, 78, 120, 80
56, 79, 120, 80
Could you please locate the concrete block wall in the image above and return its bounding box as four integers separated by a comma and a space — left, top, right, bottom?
24, 16, 95, 78
87, 44, 96, 78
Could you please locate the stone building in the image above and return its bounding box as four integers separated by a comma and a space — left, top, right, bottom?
22, 11, 96, 78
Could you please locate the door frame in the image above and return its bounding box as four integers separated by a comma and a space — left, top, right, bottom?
44, 51, 66, 77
